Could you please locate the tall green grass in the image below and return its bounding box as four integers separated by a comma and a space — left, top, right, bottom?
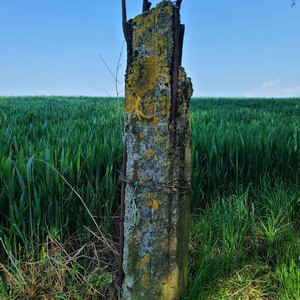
0, 96, 123, 254
191, 98, 300, 210
0, 96, 299, 253
0, 96, 299, 298
185, 182, 300, 299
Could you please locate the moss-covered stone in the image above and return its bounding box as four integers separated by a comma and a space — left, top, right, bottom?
122, 1, 193, 299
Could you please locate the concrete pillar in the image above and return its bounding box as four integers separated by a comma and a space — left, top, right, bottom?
122, 1, 193, 299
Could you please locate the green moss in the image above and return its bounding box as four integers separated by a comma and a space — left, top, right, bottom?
127, 228, 140, 276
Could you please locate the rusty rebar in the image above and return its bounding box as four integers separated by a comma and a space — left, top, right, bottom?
122, 0, 129, 44
143, 0, 152, 12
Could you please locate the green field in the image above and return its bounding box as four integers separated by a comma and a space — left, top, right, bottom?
0, 96, 299, 299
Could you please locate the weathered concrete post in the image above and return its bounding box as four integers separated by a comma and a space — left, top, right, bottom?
121, 1, 193, 299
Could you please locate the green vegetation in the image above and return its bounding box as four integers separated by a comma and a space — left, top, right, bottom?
186, 183, 300, 299
191, 98, 299, 209
0, 96, 299, 299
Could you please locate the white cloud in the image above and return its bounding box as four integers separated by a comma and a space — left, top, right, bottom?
245, 80, 300, 98
261, 78, 281, 88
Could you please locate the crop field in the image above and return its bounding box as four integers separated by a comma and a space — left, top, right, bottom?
0, 96, 299, 299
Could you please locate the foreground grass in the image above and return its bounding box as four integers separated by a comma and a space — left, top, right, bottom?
0, 96, 299, 298
1, 181, 299, 299
186, 182, 300, 299
0, 234, 118, 299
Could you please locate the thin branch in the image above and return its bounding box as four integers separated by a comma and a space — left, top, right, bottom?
104, 89, 112, 97
99, 54, 121, 84
115, 41, 126, 96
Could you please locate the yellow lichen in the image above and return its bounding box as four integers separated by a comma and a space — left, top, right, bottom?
138, 252, 151, 269
125, 94, 154, 121
144, 222, 150, 228
138, 253, 152, 289
154, 155, 159, 161
145, 193, 159, 211
154, 135, 164, 145
161, 265, 180, 300
151, 117, 161, 128
131, 57, 157, 96
126, 56, 158, 123
152, 199, 159, 211
144, 149, 154, 159
139, 132, 145, 139
142, 269, 151, 289
126, 1, 174, 124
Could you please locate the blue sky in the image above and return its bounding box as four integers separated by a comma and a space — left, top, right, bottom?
0, 0, 299, 97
